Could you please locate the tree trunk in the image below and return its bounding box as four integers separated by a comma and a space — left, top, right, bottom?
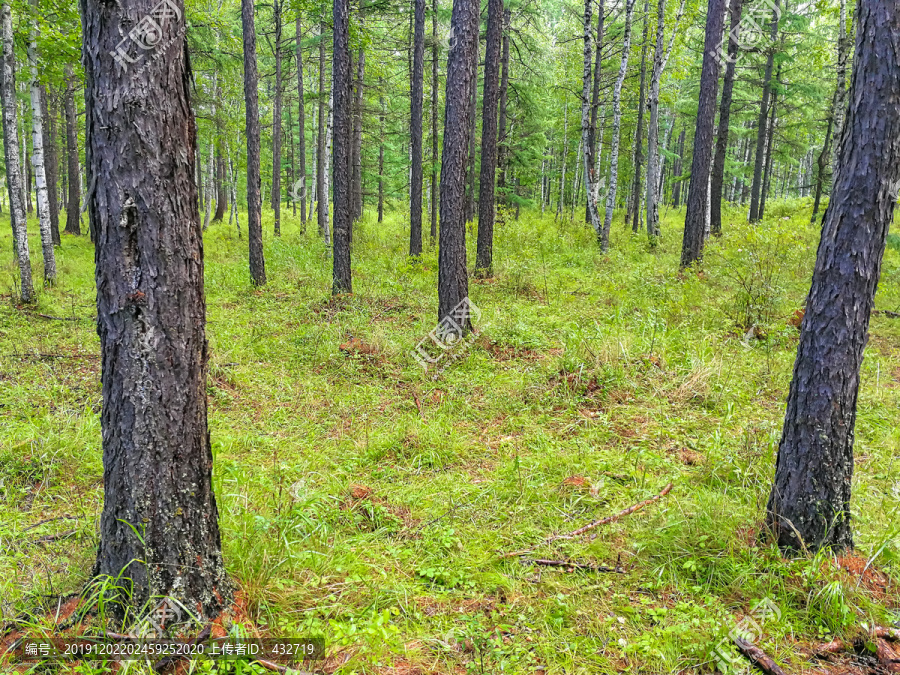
766, 0, 900, 554
378, 91, 384, 223
438, 0, 479, 333
747, 0, 780, 223
600, 0, 637, 251
645, 0, 685, 238
332, 0, 352, 294
475, 0, 503, 276
352, 48, 364, 222
831, 0, 848, 174
213, 142, 226, 221
709, 0, 742, 236
271, 0, 282, 236
671, 125, 684, 207
497, 7, 510, 197
430, 0, 439, 241
410, 0, 425, 256
296, 17, 307, 227
465, 63, 477, 224
27, 3, 54, 283
63, 65, 80, 235
317, 24, 328, 239
585, 0, 604, 224
42, 87, 60, 244
629, 0, 650, 233
1, 1, 32, 302
759, 78, 778, 221
242, 0, 266, 284
580, 0, 603, 238
679, 0, 726, 267
82, 0, 233, 616
557, 100, 568, 220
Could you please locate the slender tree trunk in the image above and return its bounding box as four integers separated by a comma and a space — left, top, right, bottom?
296, 17, 307, 228
585, 0, 604, 224
671, 125, 684, 207
465, 63, 477, 223
497, 7, 510, 197
580, 0, 603, 238
410, 0, 426, 256
475, 0, 503, 276
709, 0, 742, 236
378, 91, 384, 223
352, 48, 364, 221
1, 1, 32, 302
748, 0, 780, 223
63, 65, 80, 235
600, 0, 637, 251
766, 0, 900, 554
242, 0, 266, 284
213, 142, 227, 221
680, 0, 727, 267
317, 25, 327, 239
759, 80, 778, 220
629, 0, 650, 233
831, 0, 848, 174
557, 100, 568, 220
810, 98, 835, 225
646, 0, 685, 238
203, 137, 215, 230
42, 87, 60, 244
271, 0, 282, 235
332, 0, 352, 294
430, 0, 439, 241
82, 0, 233, 616
438, 0, 479, 333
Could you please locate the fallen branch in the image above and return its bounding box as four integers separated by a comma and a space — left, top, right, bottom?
528, 558, 625, 573
554, 482, 674, 540
500, 483, 674, 558
31, 313, 87, 322
876, 626, 900, 641
874, 310, 900, 319
23, 516, 77, 532
252, 657, 314, 674
30, 530, 77, 544
733, 636, 787, 675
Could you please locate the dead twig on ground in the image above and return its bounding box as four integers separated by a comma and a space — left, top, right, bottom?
500, 482, 674, 558
30, 530, 77, 544
527, 558, 625, 573
733, 636, 787, 675
23, 516, 77, 532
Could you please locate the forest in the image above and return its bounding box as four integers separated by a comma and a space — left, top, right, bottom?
1, 0, 900, 672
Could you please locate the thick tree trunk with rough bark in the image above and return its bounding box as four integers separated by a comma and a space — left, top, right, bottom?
497, 7, 510, 197
475, 0, 503, 276
1, 1, 32, 302
242, 0, 266, 284
438, 0, 479, 332
317, 25, 327, 239
767, 0, 900, 553
709, 0, 742, 236
600, 0, 636, 251
81, 0, 233, 616
748, 0, 779, 223
63, 65, 80, 235
332, 0, 352, 294
680, 0, 726, 267
410, 0, 425, 256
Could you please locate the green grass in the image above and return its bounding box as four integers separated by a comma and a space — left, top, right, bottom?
1, 198, 900, 674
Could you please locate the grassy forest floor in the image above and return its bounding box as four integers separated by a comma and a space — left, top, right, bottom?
2, 199, 900, 674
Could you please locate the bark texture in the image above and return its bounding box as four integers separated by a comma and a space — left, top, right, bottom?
81, 0, 232, 615
680, 0, 726, 267
475, 0, 503, 275
748, 0, 779, 223
242, 0, 266, 284
438, 0, 479, 332
332, 0, 352, 294
767, 0, 900, 553
410, 0, 425, 256
271, 0, 282, 236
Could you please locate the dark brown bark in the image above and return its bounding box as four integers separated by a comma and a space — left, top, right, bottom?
629, 0, 649, 233
810, 103, 835, 225
63, 65, 80, 235
766, 0, 900, 553
242, 0, 266, 284
42, 86, 60, 245
438, 0, 479, 332
474, 0, 503, 276
81, 0, 232, 616
332, 0, 352, 294
497, 7, 510, 197
748, 0, 779, 223
671, 124, 684, 207
465, 60, 477, 223
410, 0, 425, 256
271, 0, 282, 236
709, 0, 742, 236
296, 16, 306, 227
680, 0, 726, 268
